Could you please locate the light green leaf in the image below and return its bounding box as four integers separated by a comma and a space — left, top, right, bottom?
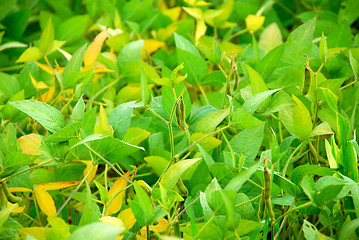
196, 108, 229, 134
302, 220, 333, 240
140, 66, 151, 106
62, 44, 87, 88
39, 18, 55, 54
10, 100, 66, 133
231, 108, 262, 130
279, 95, 312, 139
259, 23, 283, 52
161, 158, 201, 189
129, 181, 154, 226
68, 222, 125, 240
319, 33, 328, 63
224, 161, 261, 191
309, 122, 333, 138
242, 89, 279, 114
118, 40, 144, 67
108, 101, 135, 140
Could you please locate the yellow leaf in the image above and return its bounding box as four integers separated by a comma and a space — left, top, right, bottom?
139, 218, 169, 236
35, 188, 56, 216
93, 68, 116, 73
81, 160, 98, 183
157, 23, 178, 42
35, 61, 53, 75
84, 29, 108, 67
162, 7, 182, 22
106, 171, 130, 215
118, 208, 136, 229
100, 216, 126, 229
30, 72, 49, 89
9, 187, 33, 192
36, 181, 80, 191
7, 202, 25, 213
40, 86, 55, 103
183, 7, 204, 19
94, 104, 114, 136
18, 133, 42, 155
57, 48, 72, 61
245, 14, 265, 32
142, 40, 165, 58
195, 19, 207, 43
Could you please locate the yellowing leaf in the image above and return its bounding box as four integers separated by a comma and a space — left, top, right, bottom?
35, 188, 56, 216
259, 23, 283, 52
142, 40, 165, 58
18, 227, 47, 240
195, 19, 207, 43
118, 208, 136, 229
122, 128, 151, 146
35, 61, 53, 75
84, 29, 108, 67
36, 181, 80, 191
40, 86, 55, 103
7, 202, 25, 213
100, 216, 126, 229
30, 74, 49, 90
191, 133, 222, 151
106, 171, 130, 215
18, 133, 41, 155
139, 218, 169, 236
94, 104, 114, 136
183, 7, 204, 19
16, 47, 43, 63
81, 160, 98, 183
245, 14, 265, 32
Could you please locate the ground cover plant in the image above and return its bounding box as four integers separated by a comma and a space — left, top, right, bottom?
0, 0, 359, 239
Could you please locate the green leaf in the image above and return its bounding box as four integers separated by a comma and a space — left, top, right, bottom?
349, 51, 359, 80
0, 205, 17, 229
161, 158, 201, 189
291, 165, 335, 185
339, 217, 359, 239
16, 47, 43, 63
242, 89, 279, 114
195, 108, 229, 134
327, 21, 352, 48
174, 32, 208, 84
62, 44, 87, 88
108, 101, 135, 140
56, 15, 90, 43
256, 44, 285, 80
198, 144, 215, 168
281, 18, 316, 64
224, 161, 261, 192
45, 122, 81, 143
68, 222, 125, 240
129, 181, 154, 226
4, 152, 37, 170
0, 72, 21, 98
140, 66, 151, 106
46, 216, 71, 240
10, 100, 66, 133
39, 18, 55, 54
279, 95, 312, 139
302, 220, 333, 240
144, 156, 169, 176
231, 107, 262, 130
78, 182, 101, 226
69, 97, 85, 124
226, 124, 264, 167
235, 219, 263, 237
258, 23, 283, 52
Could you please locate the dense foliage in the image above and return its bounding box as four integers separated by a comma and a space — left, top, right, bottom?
1, 0, 359, 239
